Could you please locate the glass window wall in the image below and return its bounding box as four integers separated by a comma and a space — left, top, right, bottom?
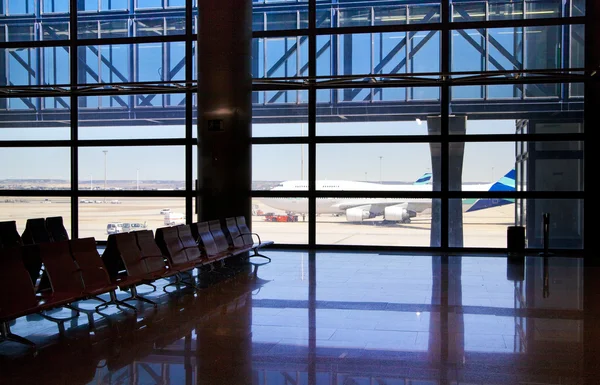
0, 0, 587, 251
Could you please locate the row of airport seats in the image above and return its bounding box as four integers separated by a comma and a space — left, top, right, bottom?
101, 216, 273, 291
0, 216, 69, 248
0, 215, 273, 355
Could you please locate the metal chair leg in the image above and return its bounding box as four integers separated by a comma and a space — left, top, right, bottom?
0, 322, 37, 355
122, 286, 158, 308
95, 291, 138, 315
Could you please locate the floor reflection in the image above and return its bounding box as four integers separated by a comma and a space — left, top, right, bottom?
0, 251, 597, 385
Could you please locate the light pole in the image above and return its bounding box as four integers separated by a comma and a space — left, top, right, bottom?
103, 150, 108, 202
379, 156, 383, 183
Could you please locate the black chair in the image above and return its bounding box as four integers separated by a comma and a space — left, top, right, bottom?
0, 220, 24, 249
46, 216, 69, 242
22, 218, 52, 245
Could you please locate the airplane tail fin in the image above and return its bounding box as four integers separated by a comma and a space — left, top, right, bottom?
466, 168, 516, 212
413, 172, 432, 185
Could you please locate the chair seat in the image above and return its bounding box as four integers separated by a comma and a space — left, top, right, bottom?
37, 292, 82, 309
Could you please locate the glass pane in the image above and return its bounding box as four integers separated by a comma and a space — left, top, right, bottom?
317, 143, 440, 191
77, 43, 185, 84
317, 97, 440, 135
450, 84, 584, 113
78, 197, 186, 241
0, 148, 71, 189
136, 18, 165, 37
7, 24, 34, 41
452, 2, 486, 22
317, 1, 440, 28
451, 139, 583, 192
0, 97, 70, 139
316, 198, 438, 247
572, 0, 585, 16
449, 198, 516, 248
78, 93, 185, 139
451, 25, 584, 73
326, 32, 440, 77
252, 94, 307, 137
252, 198, 308, 244
7, 0, 34, 15
339, 8, 371, 28
41, 22, 70, 40
78, 146, 185, 191
0, 197, 71, 236
452, 198, 584, 249
253, 144, 307, 190
253, 36, 308, 79
526, 0, 562, 19
137, 0, 163, 9
253, 1, 307, 31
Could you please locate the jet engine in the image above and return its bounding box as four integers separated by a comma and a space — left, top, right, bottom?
384, 205, 417, 223
345, 206, 374, 222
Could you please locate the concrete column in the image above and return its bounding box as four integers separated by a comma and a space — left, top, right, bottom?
427, 116, 467, 248
197, 0, 253, 223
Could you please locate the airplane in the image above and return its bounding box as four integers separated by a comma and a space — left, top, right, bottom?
259, 169, 515, 223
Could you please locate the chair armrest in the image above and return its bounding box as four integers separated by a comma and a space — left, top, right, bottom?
236, 232, 262, 245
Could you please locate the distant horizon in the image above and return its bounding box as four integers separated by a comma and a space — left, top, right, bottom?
0, 178, 496, 185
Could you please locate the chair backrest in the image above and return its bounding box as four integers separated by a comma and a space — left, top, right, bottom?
38, 241, 84, 294
225, 217, 244, 248
69, 237, 112, 291
155, 226, 188, 266
22, 218, 53, 245
0, 220, 24, 248
46, 216, 69, 242
208, 220, 230, 253
134, 230, 167, 274
0, 247, 39, 318
235, 216, 254, 246
20, 244, 44, 288
177, 225, 203, 262
111, 233, 148, 277
101, 235, 125, 279
195, 222, 219, 256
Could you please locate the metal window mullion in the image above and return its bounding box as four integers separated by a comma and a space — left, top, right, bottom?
521, 25, 526, 100
70, 0, 78, 239
406, 5, 411, 100
186, 0, 193, 223
441, 0, 450, 250
262, 11, 267, 103
164, 16, 168, 106
405, 30, 408, 102
308, 0, 316, 246
296, 12, 301, 103
370, 5, 374, 102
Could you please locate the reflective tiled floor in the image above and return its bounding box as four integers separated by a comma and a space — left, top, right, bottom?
1, 250, 599, 384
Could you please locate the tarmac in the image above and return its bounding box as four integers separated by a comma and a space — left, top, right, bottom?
1, 197, 514, 248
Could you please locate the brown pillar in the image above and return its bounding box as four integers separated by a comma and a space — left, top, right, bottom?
197, 0, 253, 224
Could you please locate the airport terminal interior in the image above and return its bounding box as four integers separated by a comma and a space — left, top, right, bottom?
0, 0, 594, 384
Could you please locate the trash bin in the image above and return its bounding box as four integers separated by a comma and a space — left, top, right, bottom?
507, 225, 525, 253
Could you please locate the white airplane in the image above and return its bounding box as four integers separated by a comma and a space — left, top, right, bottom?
259, 169, 515, 223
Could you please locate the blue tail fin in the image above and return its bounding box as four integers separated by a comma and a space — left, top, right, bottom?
466, 169, 516, 212
413, 172, 432, 185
